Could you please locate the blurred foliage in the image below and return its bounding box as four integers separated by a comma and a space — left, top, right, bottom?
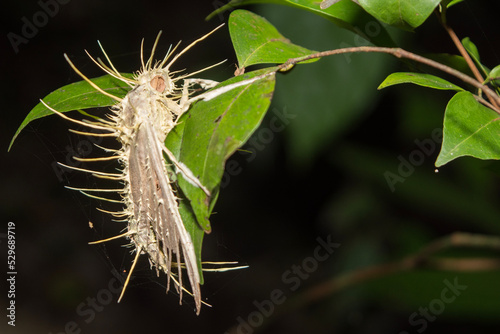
4, 0, 500, 333
223, 2, 500, 332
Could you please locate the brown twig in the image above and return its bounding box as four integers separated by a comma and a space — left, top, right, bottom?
440, 21, 499, 109
277, 46, 500, 114
225, 233, 500, 333
283, 232, 500, 313
444, 24, 485, 83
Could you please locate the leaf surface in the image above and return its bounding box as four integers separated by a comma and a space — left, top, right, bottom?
378, 72, 464, 91
9, 74, 132, 151
357, 0, 441, 29
169, 68, 276, 232
436, 91, 500, 167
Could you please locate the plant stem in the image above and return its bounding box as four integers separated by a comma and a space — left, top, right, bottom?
279, 47, 500, 114
285, 232, 500, 310
289, 233, 500, 319
440, 22, 500, 109
224, 232, 500, 333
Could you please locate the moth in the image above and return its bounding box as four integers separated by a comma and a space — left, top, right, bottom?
40, 24, 244, 314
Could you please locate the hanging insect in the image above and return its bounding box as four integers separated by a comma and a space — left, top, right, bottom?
40, 24, 243, 314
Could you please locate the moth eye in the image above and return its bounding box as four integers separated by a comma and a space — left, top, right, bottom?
150, 75, 166, 93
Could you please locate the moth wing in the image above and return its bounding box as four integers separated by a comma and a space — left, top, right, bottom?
144, 122, 202, 313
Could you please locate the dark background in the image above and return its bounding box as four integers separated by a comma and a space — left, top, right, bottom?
2, 1, 500, 333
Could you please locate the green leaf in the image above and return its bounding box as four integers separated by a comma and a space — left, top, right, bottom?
208, 0, 395, 46
462, 37, 480, 62
436, 91, 500, 167
461, 37, 489, 77
357, 0, 441, 29
485, 64, 500, 86
229, 10, 317, 69
261, 3, 396, 168
9, 74, 132, 151
447, 0, 465, 8
166, 68, 276, 232
378, 72, 464, 91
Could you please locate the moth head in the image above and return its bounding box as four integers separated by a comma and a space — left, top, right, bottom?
138, 70, 175, 95
149, 74, 172, 94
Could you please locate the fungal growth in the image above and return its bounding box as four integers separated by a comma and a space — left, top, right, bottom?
42, 25, 227, 314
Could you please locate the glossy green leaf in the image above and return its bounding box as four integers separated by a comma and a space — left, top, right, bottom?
436, 91, 500, 167
261, 3, 395, 168
229, 10, 317, 68
208, 0, 395, 46
462, 37, 489, 77
166, 68, 276, 232
447, 0, 465, 7
9, 74, 132, 151
485, 64, 500, 86
357, 0, 440, 29
462, 37, 480, 62
378, 72, 464, 91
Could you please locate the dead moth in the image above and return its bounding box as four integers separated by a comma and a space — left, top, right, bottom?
41, 25, 229, 314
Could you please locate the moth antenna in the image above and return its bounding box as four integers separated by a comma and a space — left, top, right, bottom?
40, 100, 114, 131
63, 54, 122, 102
157, 43, 174, 69
175, 59, 227, 81
97, 40, 121, 77
165, 24, 224, 71
96, 58, 137, 87
84, 50, 137, 87
146, 31, 163, 71
118, 248, 142, 303
88, 231, 132, 244
159, 41, 181, 69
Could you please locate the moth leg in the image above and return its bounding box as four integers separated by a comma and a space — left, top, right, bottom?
161, 144, 210, 197
179, 78, 219, 113
189, 78, 219, 90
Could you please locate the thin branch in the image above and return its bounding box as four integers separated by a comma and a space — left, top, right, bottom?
228, 232, 500, 334
444, 25, 485, 83
285, 232, 500, 312
473, 95, 497, 111
277, 46, 500, 114
440, 21, 499, 109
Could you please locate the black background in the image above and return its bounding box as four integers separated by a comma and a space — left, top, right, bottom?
2, 1, 500, 334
